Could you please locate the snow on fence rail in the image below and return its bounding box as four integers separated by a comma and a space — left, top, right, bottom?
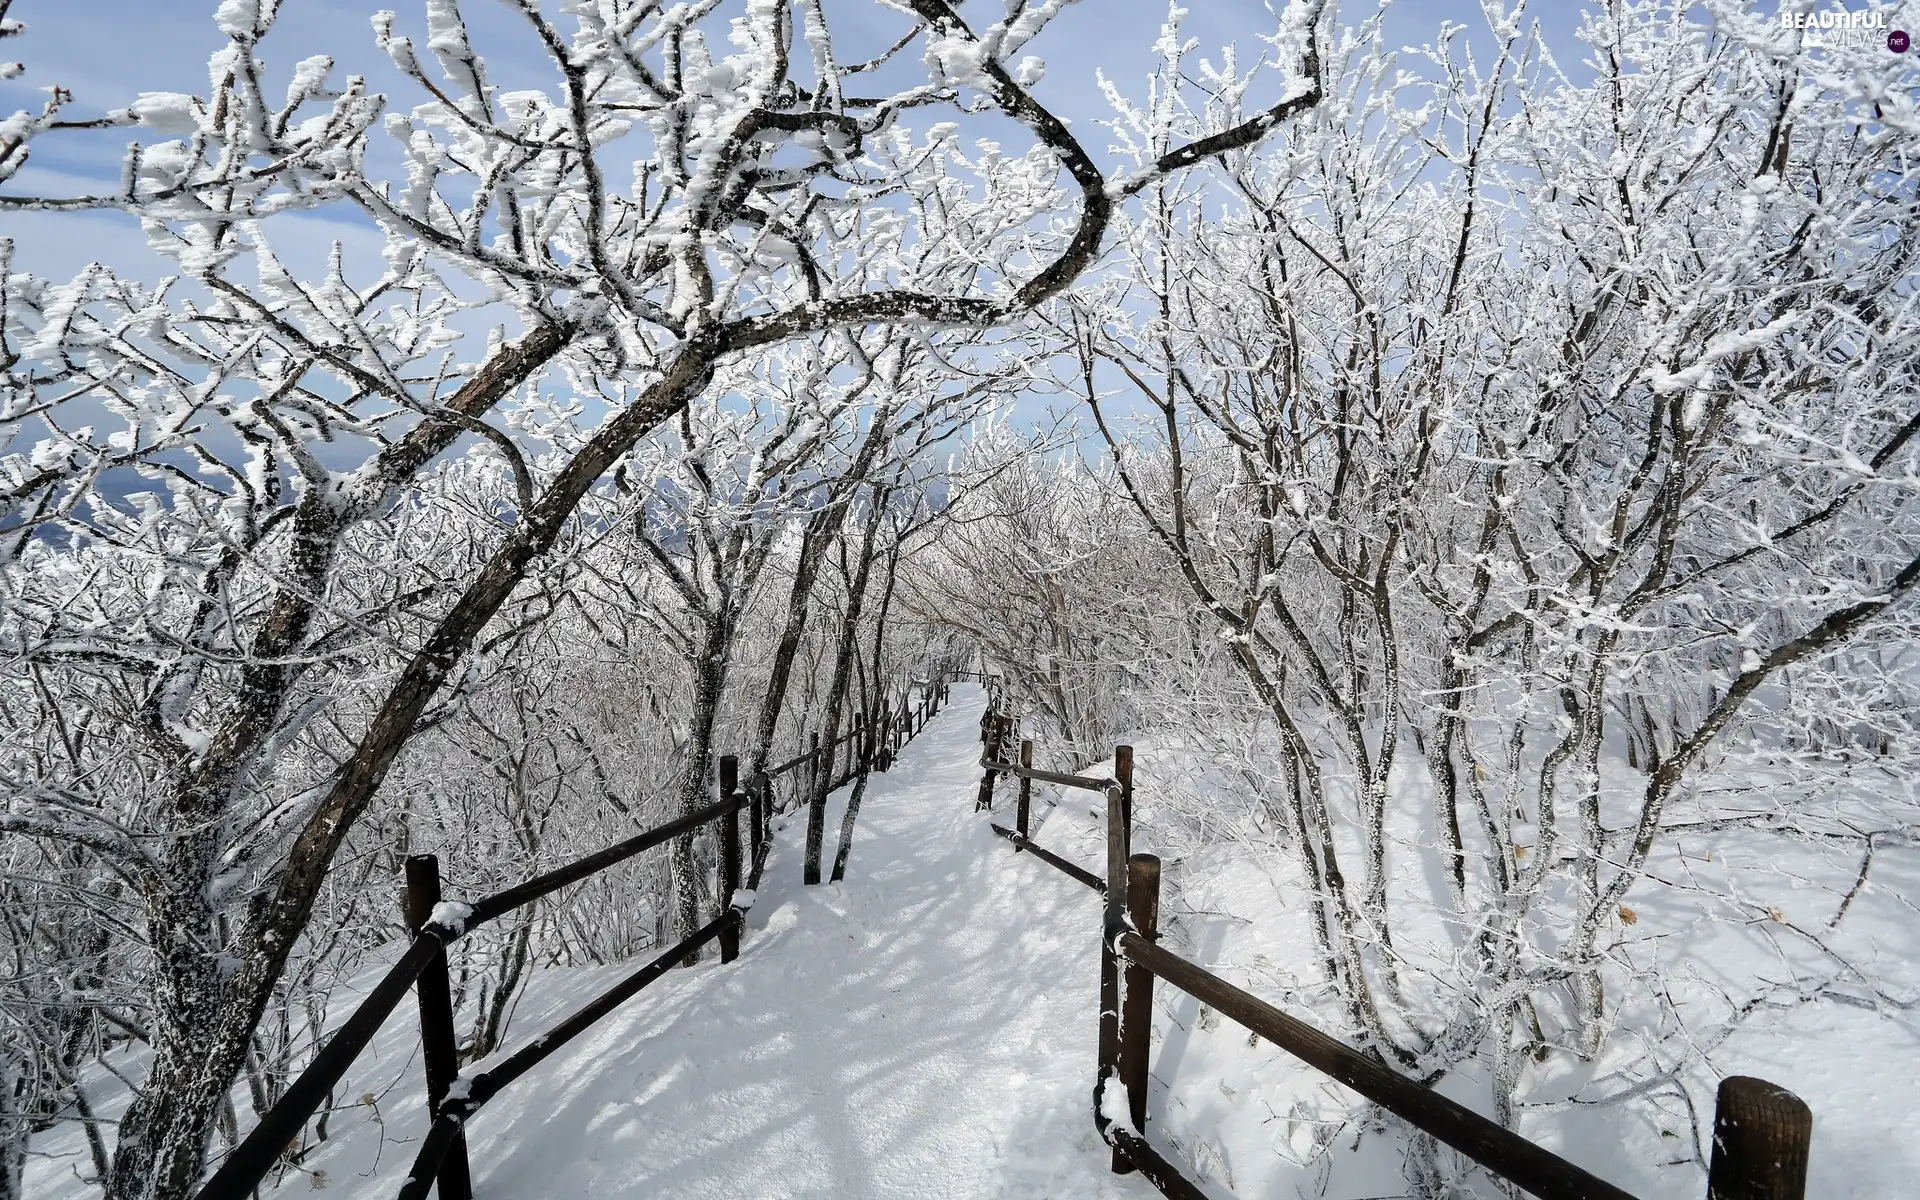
970, 709, 1816, 1200
189, 679, 953, 1200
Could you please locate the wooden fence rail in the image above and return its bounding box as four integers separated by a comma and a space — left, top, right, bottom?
974, 716, 1111, 894
190, 675, 953, 1200
393, 910, 742, 1200
972, 706, 1814, 1200
988, 824, 1105, 892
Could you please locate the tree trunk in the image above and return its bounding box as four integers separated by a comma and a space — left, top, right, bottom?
108, 772, 232, 1200
106, 332, 712, 1200
806, 498, 886, 884
1, 1050, 24, 1200
746, 414, 899, 784
674, 620, 732, 958
749, 517, 838, 784
831, 533, 903, 882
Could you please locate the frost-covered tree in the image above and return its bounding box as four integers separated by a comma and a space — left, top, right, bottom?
904, 419, 1146, 763
599, 323, 1007, 940
923, 0, 1919, 1190
0, 0, 1329, 1194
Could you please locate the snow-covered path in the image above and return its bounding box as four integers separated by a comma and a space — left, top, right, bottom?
410, 684, 1154, 1199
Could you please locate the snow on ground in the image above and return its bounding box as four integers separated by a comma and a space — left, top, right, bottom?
400, 686, 1157, 1200
27, 686, 1916, 1199
1026, 739, 1920, 1200
44, 684, 1158, 1199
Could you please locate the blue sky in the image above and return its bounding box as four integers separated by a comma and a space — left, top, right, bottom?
0, 0, 1600, 285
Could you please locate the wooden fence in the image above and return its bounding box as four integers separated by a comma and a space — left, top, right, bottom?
189, 677, 952, 1200
971, 710, 1815, 1200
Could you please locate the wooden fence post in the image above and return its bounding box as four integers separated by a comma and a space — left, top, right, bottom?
1121, 853, 1161, 1152
975, 715, 1009, 812
1016, 739, 1034, 845
1707, 1076, 1812, 1200
719, 756, 742, 963
1115, 744, 1135, 850
403, 855, 474, 1200
1100, 773, 1132, 1175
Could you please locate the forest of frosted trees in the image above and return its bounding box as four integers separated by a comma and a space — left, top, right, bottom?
1, 0, 1914, 1197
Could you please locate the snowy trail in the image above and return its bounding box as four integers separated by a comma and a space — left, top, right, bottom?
401, 684, 1156, 1199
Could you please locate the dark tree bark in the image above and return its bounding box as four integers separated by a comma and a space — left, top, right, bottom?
746, 413, 901, 789
805, 494, 887, 884
831, 526, 904, 882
